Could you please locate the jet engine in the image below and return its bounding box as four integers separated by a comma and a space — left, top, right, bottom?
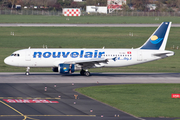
58, 64, 75, 74
52, 64, 82, 74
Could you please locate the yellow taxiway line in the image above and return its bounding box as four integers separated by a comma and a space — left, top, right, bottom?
0, 100, 96, 120
0, 100, 38, 120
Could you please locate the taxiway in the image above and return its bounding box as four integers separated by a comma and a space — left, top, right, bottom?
0, 72, 179, 83
0, 72, 179, 120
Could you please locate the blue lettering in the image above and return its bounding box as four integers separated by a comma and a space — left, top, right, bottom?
53, 52, 61, 58
80, 50, 84, 58
94, 50, 98, 58
43, 52, 51, 58
33, 52, 42, 58
98, 52, 105, 58
71, 52, 79, 58
62, 52, 70, 58
33, 50, 106, 59
117, 57, 132, 61
84, 52, 93, 58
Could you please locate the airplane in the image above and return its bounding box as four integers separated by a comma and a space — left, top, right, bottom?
4, 22, 174, 76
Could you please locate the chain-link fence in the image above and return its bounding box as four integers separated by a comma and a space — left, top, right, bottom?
1, 9, 180, 16
83, 11, 180, 16
0, 9, 63, 16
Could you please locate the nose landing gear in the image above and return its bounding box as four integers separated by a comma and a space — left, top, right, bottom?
25, 67, 30, 76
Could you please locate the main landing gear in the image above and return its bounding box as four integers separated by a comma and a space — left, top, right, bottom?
25, 67, 30, 76
80, 69, 90, 76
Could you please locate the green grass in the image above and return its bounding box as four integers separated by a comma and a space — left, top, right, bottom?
0, 27, 179, 72
75, 84, 180, 117
1, 15, 180, 24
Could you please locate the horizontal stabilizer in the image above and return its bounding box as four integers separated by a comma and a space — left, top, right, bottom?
152, 51, 174, 58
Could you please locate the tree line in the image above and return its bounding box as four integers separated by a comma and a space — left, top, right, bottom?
0, 0, 180, 12
126, 0, 180, 12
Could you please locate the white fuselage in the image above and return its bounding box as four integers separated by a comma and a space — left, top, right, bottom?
4, 48, 174, 69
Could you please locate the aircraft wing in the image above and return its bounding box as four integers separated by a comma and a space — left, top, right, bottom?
75, 58, 108, 64
75, 58, 108, 69
63, 57, 116, 69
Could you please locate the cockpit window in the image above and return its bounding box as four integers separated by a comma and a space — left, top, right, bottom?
11, 53, 20, 57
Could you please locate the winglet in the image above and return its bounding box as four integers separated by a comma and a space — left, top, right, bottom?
139, 22, 171, 50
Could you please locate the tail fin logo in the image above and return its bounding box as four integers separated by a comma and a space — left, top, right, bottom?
150, 35, 163, 44
139, 22, 171, 50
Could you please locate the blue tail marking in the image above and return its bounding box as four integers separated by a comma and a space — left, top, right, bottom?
140, 22, 170, 50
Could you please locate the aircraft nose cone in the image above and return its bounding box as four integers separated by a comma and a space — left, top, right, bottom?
4, 57, 12, 65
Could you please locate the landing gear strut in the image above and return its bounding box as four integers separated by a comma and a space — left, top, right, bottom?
80, 69, 90, 76
25, 67, 30, 76
80, 69, 85, 75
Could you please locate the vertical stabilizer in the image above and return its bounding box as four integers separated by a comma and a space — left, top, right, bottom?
139, 22, 171, 50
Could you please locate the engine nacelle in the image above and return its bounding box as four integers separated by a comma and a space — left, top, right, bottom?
58, 64, 75, 74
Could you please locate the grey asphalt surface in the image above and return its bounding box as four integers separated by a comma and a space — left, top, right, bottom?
0, 83, 139, 120
0, 72, 180, 83
0, 23, 180, 27
0, 72, 180, 120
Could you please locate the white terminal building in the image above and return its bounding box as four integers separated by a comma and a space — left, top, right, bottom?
86, 6, 107, 14
86, 0, 126, 14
